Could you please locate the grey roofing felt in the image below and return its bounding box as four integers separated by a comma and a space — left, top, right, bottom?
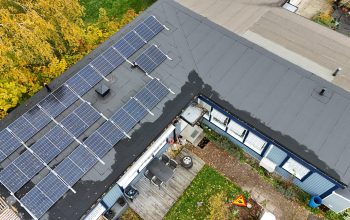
2, 0, 350, 219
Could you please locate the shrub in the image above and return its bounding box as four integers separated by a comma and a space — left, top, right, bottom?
312, 12, 336, 29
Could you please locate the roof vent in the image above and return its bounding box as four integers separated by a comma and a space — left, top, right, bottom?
95, 84, 110, 97
319, 88, 326, 96
312, 86, 332, 104
44, 83, 52, 93
332, 67, 341, 76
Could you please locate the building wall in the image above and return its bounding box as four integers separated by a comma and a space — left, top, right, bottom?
197, 96, 347, 212
294, 173, 335, 197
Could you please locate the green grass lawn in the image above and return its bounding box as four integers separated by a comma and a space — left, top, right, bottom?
164, 165, 247, 220
79, 0, 157, 23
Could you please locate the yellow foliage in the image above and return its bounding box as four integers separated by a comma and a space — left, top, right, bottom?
40, 58, 68, 80
85, 8, 139, 46
207, 191, 230, 220
0, 1, 139, 120
0, 81, 27, 113
312, 12, 335, 29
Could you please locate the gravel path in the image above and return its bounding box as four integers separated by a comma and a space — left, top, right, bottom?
189, 142, 322, 220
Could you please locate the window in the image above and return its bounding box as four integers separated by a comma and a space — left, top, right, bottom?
282, 158, 310, 180
227, 120, 246, 141
244, 132, 267, 154
210, 109, 228, 130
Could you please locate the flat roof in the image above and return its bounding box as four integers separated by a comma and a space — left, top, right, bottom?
2, 0, 350, 218
176, 0, 350, 92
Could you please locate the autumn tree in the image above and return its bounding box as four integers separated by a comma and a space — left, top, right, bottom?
0, 0, 138, 119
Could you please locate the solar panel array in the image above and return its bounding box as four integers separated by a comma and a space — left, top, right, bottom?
135, 45, 168, 74
0, 15, 164, 164
0, 102, 101, 193
20, 78, 170, 219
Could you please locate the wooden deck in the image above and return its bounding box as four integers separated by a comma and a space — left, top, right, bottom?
129, 148, 205, 220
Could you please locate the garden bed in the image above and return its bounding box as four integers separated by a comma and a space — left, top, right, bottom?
164, 165, 262, 220
200, 124, 350, 220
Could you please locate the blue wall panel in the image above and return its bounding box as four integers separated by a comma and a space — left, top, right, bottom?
274, 166, 293, 180
265, 145, 287, 166
294, 173, 335, 197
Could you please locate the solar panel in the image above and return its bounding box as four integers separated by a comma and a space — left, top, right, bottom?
135, 45, 167, 74
60, 113, 88, 137
111, 108, 137, 132
124, 31, 145, 51
113, 38, 136, 58
146, 45, 167, 65
18, 75, 172, 219
0, 151, 5, 162
23, 106, 51, 130
143, 16, 164, 36
52, 86, 78, 107
84, 132, 112, 158
146, 78, 169, 100
8, 116, 37, 142
0, 102, 100, 194
0, 129, 21, 162
0, 164, 29, 193
135, 53, 157, 74
68, 145, 98, 172
13, 151, 44, 179
38, 94, 66, 117
55, 158, 84, 186
134, 23, 155, 42
36, 172, 69, 202
102, 47, 125, 68
90, 55, 115, 77
46, 125, 74, 151
1, 150, 46, 193
97, 121, 125, 146
122, 98, 148, 122
66, 74, 91, 96
20, 187, 54, 219
134, 87, 159, 110
31, 137, 60, 163
74, 102, 101, 126
78, 65, 102, 87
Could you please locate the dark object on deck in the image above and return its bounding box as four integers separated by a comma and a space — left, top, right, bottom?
104, 210, 115, 219
124, 185, 139, 201
148, 159, 174, 182
197, 137, 209, 149
95, 84, 110, 97
44, 83, 52, 92
181, 156, 193, 169
151, 176, 163, 189
168, 159, 178, 171
161, 154, 170, 165
117, 196, 126, 207
144, 169, 154, 182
